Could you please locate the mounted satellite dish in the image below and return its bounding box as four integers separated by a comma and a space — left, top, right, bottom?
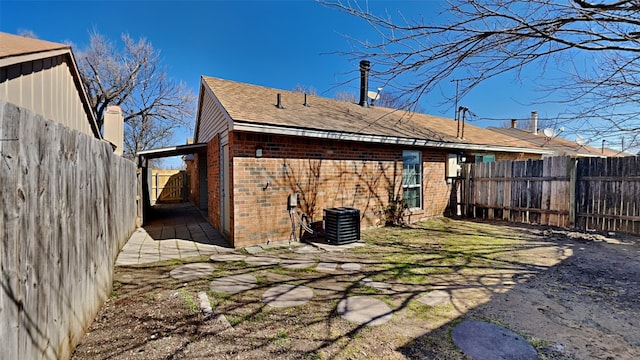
576, 135, 587, 146
367, 87, 383, 100
543, 128, 556, 138
367, 91, 380, 101
367, 87, 382, 106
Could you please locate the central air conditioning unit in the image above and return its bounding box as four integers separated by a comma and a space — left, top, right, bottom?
323, 207, 361, 245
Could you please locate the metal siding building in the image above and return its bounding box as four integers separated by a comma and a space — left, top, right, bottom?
0, 32, 101, 139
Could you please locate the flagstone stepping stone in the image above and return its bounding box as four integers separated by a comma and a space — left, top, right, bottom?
359, 278, 392, 290
295, 245, 322, 254
244, 246, 264, 255
244, 256, 280, 266
209, 274, 257, 294
263, 271, 296, 283
337, 296, 392, 326
262, 284, 314, 307
341, 263, 361, 271
281, 259, 316, 269
417, 290, 451, 306
452, 320, 537, 360
316, 262, 338, 272
169, 263, 216, 281
210, 254, 247, 262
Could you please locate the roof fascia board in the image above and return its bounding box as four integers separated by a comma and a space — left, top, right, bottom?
233, 122, 553, 155
0, 48, 69, 68
137, 143, 208, 157
66, 49, 102, 139
193, 81, 205, 141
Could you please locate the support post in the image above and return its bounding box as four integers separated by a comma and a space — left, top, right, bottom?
569, 157, 578, 227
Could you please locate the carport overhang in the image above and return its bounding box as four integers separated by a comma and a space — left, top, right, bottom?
136, 143, 209, 225
136, 143, 208, 166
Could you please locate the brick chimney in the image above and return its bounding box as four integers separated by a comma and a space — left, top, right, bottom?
103, 106, 124, 156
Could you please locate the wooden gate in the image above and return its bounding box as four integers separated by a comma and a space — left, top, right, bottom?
150, 169, 188, 204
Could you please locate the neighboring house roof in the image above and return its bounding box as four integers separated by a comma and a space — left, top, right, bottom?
488, 127, 626, 157
0, 32, 68, 59
197, 76, 552, 155
0, 32, 101, 139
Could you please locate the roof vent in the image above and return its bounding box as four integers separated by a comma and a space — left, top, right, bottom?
304, 93, 309, 107
276, 93, 284, 109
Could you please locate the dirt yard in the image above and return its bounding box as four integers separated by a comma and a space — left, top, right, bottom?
71, 218, 639, 360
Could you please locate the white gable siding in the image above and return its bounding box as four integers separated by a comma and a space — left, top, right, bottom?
197, 88, 229, 145
0, 54, 95, 137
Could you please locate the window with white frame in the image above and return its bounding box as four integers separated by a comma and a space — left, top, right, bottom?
402, 150, 422, 209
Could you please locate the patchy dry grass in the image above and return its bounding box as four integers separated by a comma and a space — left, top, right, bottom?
72, 218, 640, 360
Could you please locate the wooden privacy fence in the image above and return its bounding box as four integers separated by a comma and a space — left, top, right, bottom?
0, 101, 137, 359
465, 156, 640, 235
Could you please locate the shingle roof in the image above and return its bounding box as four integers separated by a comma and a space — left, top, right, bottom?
202, 76, 547, 152
0, 32, 68, 59
488, 127, 626, 157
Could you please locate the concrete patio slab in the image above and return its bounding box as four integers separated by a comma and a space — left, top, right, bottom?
262, 284, 314, 307
116, 203, 232, 266
452, 320, 537, 360
337, 296, 392, 326
417, 290, 451, 306
169, 263, 216, 282
209, 274, 258, 295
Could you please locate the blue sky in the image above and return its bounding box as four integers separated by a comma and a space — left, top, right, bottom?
1, 0, 587, 161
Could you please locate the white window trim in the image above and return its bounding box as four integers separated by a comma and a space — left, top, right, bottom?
402, 150, 423, 210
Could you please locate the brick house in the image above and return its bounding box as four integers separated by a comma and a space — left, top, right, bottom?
189, 65, 551, 247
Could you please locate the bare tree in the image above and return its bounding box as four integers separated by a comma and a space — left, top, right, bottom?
77, 32, 195, 158
321, 0, 640, 151
17, 29, 38, 38
375, 91, 418, 111
334, 91, 358, 103
292, 84, 317, 95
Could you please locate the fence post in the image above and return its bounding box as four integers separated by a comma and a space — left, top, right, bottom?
569, 157, 578, 227
464, 163, 471, 217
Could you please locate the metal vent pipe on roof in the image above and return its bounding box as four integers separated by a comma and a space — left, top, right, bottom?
276, 93, 284, 109
359, 60, 371, 107
531, 111, 538, 135
511, 119, 517, 128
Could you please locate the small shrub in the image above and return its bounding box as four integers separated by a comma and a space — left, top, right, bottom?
377, 197, 408, 226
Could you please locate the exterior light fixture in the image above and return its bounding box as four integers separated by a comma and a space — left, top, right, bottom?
255, 146, 263, 158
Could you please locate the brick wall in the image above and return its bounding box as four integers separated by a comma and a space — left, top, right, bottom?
228, 132, 453, 247
207, 135, 221, 230
185, 154, 199, 206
